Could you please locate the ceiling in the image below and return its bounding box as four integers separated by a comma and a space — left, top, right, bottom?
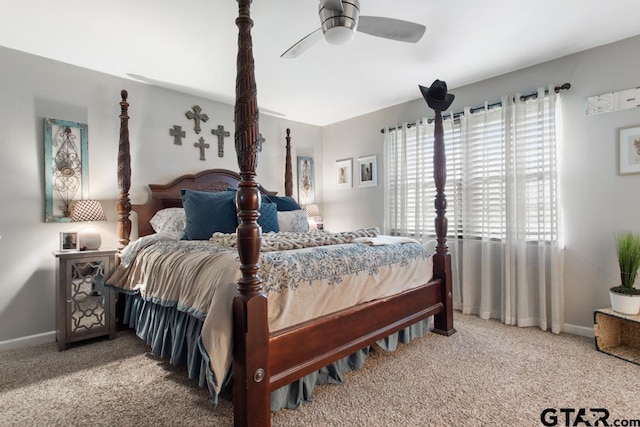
3, 1, 640, 126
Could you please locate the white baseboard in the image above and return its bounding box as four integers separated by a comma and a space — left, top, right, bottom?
563, 323, 594, 338
0, 331, 55, 352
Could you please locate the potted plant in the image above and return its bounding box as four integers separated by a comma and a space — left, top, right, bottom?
610, 230, 640, 315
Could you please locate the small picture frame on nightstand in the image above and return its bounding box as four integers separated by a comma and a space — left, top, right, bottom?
60, 232, 79, 251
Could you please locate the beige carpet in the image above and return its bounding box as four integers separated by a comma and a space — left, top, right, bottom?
1, 312, 638, 426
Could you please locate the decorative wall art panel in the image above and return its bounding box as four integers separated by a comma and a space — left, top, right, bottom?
44, 118, 89, 223
297, 156, 315, 205
586, 86, 640, 116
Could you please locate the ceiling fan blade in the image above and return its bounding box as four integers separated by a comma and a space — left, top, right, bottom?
321, 0, 344, 12
281, 28, 324, 58
357, 16, 426, 43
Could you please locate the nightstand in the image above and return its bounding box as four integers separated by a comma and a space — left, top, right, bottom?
53, 249, 118, 350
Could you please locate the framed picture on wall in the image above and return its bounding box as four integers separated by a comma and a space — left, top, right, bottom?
357, 155, 377, 188
297, 156, 315, 205
335, 158, 352, 189
617, 124, 640, 175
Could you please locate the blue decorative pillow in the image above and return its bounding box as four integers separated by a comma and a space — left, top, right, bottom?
235, 202, 280, 233
258, 202, 279, 233
264, 195, 302, 211
181, 189, 238, 240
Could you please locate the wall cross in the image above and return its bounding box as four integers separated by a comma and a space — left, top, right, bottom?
258, 133, 266, 152
211, 125, 230, 157
185, 105, 209, 134
194, 137, 210, 161
169, 125, 185, 145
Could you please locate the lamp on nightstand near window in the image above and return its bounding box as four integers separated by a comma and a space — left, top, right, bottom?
71, 200, 107, 250
304, 203, 323, 230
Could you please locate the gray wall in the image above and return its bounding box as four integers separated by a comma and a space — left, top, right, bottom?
320, 35, 640, 335
2, 34, 639, 348
0, 46, 321, 349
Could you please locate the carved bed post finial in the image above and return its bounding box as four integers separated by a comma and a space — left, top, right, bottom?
117, 90, 132, 250
419, 79, 456, 336
232, 1, 271, 425
284, 128, 293, 196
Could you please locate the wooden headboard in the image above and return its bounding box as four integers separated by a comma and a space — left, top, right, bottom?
132, 168, 277, 238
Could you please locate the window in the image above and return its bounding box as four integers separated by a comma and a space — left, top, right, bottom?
385, 116, 461, 240
384, 91, 559, 243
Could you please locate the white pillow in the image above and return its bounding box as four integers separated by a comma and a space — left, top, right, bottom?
120, 232, 180, 267
149, 208, 186, 236
277, 210, 309, 233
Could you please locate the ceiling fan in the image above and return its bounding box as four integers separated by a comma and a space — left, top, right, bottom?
281, 0, 426, 58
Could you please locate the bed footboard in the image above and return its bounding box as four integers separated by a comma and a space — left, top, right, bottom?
269, 279, 444, 390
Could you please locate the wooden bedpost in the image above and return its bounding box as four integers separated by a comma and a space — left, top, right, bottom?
431, 108, 456, 336
232, 1, 270, 426
419, 79, 457, 337
284, 128, 293, 197
117, 90, 132, 250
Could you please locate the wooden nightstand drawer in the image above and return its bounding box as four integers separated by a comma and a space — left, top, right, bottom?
53, 249, 118, 350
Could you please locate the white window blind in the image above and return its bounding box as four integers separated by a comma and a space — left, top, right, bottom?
461, 105, 506, 240
512, 94, 559, 242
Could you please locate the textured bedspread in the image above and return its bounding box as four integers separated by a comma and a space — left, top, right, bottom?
107, 230, 433, 396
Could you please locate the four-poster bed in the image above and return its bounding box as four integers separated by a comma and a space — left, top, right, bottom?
109, 1, 454, 425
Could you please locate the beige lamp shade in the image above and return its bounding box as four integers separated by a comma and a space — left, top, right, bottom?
72, 200, 106, 250
304, 203, 321, 218
71, 200, 107, 222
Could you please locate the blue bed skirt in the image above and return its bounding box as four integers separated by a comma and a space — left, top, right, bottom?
119, 291, 433, 411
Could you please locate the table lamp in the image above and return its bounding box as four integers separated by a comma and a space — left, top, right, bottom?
71, 200, 107, 250
304, 203, 323, 230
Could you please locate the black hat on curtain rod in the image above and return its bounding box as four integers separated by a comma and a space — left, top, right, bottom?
419, 79, 455, 111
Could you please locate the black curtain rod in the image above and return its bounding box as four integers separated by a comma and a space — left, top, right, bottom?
380, 82, 571, 134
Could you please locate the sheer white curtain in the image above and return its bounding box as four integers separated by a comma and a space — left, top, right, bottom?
384, 86, 564, 333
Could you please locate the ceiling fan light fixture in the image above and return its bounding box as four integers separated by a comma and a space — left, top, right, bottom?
282, 0, 424, 58
320, 0, 359, 45
324, 25, 355, 45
